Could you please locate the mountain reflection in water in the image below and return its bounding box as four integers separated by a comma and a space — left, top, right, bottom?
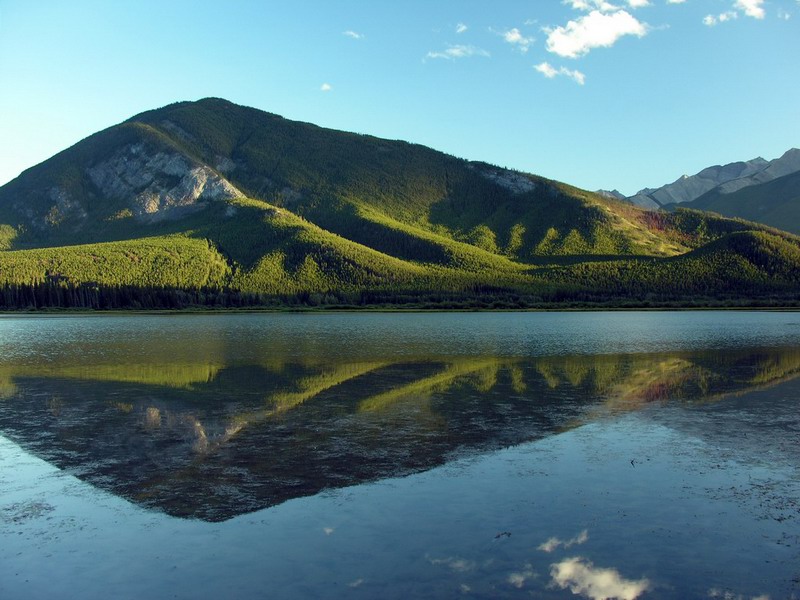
1, 346, 799, 521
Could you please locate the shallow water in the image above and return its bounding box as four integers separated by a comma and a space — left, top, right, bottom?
1, 312, 799, 599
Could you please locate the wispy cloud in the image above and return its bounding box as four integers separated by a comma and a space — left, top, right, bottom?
343, 30, 364, 40
425, 44, 490, 61
667, 0, 686, 4
545, 10, 648, 58
703, 11, 738, 26
500, 27, 535, 52
456, 22, 468, 33
704, 0, 766, 25
534, 61, 586, 85
565, 0, 650, 10
320, 83, 332, 92
550, 557, 651, 600
564, 0, 619, 11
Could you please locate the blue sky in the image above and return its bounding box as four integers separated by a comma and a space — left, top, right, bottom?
0, 0, 797, 195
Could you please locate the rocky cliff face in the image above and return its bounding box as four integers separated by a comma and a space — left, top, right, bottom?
87, 143, 241, 222
0, 132, 243, 236
477, 165, 538, 194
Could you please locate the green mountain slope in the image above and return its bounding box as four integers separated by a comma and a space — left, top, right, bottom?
0, 98, 798, 309
534, 230, 800, 298
681, 170, 800, 235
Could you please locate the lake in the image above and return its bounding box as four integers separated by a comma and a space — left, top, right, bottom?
1, 311, 799, 599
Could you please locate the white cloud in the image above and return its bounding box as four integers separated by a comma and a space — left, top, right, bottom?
735, 0, 765, 19
545, 9, 648, 58
501, 27, 535, 52
342, 30, 363, 40
320, 83, 332, 92
456, 22, 468, 33
705, 0, 766, 24
535, 62, 559, 78
565, 0, 649, 11
565, 0, 621, 11
538, 529, 590, 552
667, 0, 686, 3
425, 44, 490, 61
534, 62, 586, 84
550, 557, 652, 600
703, 10, 738, 25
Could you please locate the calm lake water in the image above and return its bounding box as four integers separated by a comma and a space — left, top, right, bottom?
1, 311, 799, 599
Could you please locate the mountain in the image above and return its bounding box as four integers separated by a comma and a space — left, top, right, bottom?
0, 98, 798, 309
627, 149, 800, 210
682, 170, 800, 235
596, 189, 626, 201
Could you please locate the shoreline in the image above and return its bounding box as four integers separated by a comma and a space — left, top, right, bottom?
1, 304, 800, 317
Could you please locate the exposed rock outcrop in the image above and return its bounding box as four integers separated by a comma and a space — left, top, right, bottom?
477, 166, 537, 194
87, 143, 241, 221
43, 187, 87, 228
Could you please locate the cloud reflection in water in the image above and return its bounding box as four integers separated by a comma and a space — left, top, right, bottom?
427, 555, 477, 573
550, 556, 651, 600
538, 528, 589, 553
707, 588, 771, 600
507, 563, 537, 589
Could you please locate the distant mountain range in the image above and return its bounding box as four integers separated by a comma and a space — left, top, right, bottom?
0, 98, 798, 308
602, 149, 800, 234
